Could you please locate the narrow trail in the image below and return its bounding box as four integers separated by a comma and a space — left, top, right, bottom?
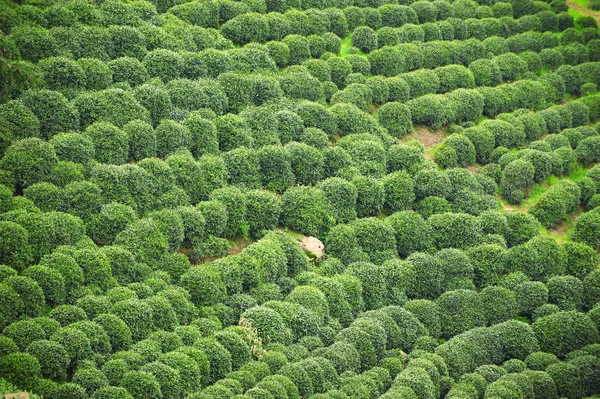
566, 0, 600, 24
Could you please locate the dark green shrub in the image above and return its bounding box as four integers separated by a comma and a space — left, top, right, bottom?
280, 186, 332, 238
572, 209, 600, 250
0, 100, 40, 157
564, 102, 589, 127
89, 203, 137, 247
244, 190, 280, 237
368, 46, 405, 77
59, 181, 103, 223
576, 136, 600, 164
434, 65, 475, 94
50, 326, 92, 369
386, 211, 431, 258
111, 297, 157, 343
75, 88, 150, 129
242, 306, 292, 345
547, 275, 583, 311
72, 366, 109, 396
20, 89, 79, 140
282, 35, 311, 66
303, 59, 331, 83
546, 362, 583, 399
403, 253, 442, 301
316, 177, 357, 224
84, 121, 129, 165
257, 146, 294, 193
443, 134, 476, 167
120, 370, 162, 399
222, 13, 269, 45
0, 221, 31, 271
114, 218, 169, 265
122, 119, 156, 161
377, 102, 412, 138
92, 386, 133, 399
437, 289, 485, 338
533, 311, 599, 357
0, 138, 57, 188
406, 94, 453, 130
22, 265, 65, 306
513, 281, 548, 317
404, 300, 442, 339
142, 49, 181, 82
395, 366, 436, 399
50, 382, 87, 399
480, 286, 518, 325
428, 212, 482, 250
38, 56, 86, 95
109, 57, 148, 88
352, 176, 384, 218
351, 217, 398, 264
286, 142, 324, 186
352, 26, 378, 53
265, 41, 290, 68
279, 71, 324, 103
3, 275, 45, 318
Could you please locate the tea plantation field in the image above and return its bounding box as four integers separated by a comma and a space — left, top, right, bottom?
1, 0, 600, 398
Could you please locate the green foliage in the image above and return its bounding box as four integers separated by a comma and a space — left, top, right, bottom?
281, 186, 332, 238
437, 289, 485, 339
533, 311, 599, 357
377, 102, 412, 138
223, 13, 269, 45
573, 209, 600, 250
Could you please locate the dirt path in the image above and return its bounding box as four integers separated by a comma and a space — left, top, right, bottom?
566, 0, 600, 24
401, 126, 446, 149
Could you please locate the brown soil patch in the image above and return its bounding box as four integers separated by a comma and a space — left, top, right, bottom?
498, 196, 522, 212
229, 238, 253, 256
549, 209, 580, 237
550, 222, 568, 237
566, 0, 600, 24
401, 126, 446, 149
467, 165, 481, 173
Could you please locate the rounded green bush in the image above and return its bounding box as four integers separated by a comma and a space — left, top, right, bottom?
0, 351, 41, 388
242, 306, 292, 345
51, 383, 88, 399
21, 89, 79, 140
280, 186, 332, 238
480, 286, 518, 326
352, 26, 378, 53
222, 13, 269, 45
443, 134, 476, 167
92, 386, 133, 399
576, 136, 600, 165
0, 138, 57, 188
0, 221, 31, 271
572, 210, 600, 250
546, 362, 583, 399
584, 269, 600, 309
72, 366, 109, 396
108, 57, 148, 88
121, 370, 162, 399
547, 275, 583, 311
381, 171, 415, 213
429, 212, 482, 251
533, 311, 599, 357
23, 265, 65, 306
377, 102, 412, 138
437, 289, 485, 339
514, 281, 548, 317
